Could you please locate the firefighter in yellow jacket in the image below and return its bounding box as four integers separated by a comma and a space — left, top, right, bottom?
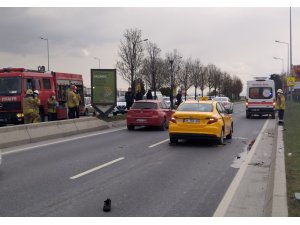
67, 85, 78, 119
275, 89, 286, 125
75, 89, 81, 118
23, 89, 35, 124
47, 92, 58, 121
32, 90, 41, 123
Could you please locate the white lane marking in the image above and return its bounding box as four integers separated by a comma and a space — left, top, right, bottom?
232, 137, 248, 140
70, 157, 125, 180
2, 127, 126, 156
213, 119, 269, 217
148, 139, 169, 148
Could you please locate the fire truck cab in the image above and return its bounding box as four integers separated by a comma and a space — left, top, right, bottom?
0, 67, 84, 125
245, 77, 275, 119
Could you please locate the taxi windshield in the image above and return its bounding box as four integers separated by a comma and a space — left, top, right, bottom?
177, 103, 213, 112
0, 77, 21, 96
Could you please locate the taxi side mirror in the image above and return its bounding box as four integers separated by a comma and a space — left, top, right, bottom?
226, 108, 233, 114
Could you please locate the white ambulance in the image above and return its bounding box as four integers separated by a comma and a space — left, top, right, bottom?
246, 77, 276, 119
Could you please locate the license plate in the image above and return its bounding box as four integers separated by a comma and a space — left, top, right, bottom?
136, 119, 146, 122
184, 118, 199, 123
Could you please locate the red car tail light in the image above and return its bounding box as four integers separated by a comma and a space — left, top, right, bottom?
207, 116, 218, 124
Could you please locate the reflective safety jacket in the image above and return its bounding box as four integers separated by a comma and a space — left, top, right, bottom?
23, 95, 36, 114
75, 93, 81, 107
33, 97, 40, 114
67, 90, 78, 108
275, 94, 286, 110
47, 97, 57, 113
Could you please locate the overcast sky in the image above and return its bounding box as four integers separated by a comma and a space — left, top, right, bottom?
0, 5, 299, 94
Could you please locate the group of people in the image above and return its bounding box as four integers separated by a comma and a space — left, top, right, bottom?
22, 84, 82, 124
124, 87, 183, 110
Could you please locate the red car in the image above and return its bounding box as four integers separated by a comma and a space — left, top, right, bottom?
126, 100, 174, 131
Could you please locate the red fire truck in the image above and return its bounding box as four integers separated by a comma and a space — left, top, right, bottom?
0, 67, 85, 125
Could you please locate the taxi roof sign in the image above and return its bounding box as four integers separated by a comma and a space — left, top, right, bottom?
199, 96, 209, 101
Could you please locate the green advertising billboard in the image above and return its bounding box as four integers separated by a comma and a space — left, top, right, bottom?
91, 69, 117, 116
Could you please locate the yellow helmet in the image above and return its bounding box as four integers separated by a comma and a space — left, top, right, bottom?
277, 89, 283, 94
26, 89, 33, 95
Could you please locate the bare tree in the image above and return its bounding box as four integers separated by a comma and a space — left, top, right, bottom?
191, 59, 201, 99
177, 58, 193, 100
197, 61, 208, 97
116, 28, 147, 96
189, 60, 208, 98
166, 49, 183, 109
221, 72, 233, 98
231, 75, 243, 100
206, 64, 217, 95
145, 41, 161, 99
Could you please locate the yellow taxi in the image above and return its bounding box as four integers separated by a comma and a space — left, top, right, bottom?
168, 97, 233, 145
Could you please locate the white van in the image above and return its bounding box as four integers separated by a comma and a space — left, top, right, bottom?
246, 77, 275, 119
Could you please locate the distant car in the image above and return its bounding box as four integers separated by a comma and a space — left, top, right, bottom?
112, 96, 127, 116
83, 97, 96, 116
163, 96, 171, 108
169, 99, 233, 145
213, 96, 233, 113
126, 100, 174, 131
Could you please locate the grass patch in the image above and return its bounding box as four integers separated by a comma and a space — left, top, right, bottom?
284, 102, 300, 216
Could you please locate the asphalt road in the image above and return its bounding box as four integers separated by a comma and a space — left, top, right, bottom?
0, 103, 268, 216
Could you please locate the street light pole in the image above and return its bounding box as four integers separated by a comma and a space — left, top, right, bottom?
94, 57, 100, 69
40, 37, 49, 71
275, 40, 289, 77
275, 39, 291, 101
169, 59, 174, 109
273, 57, 284, 74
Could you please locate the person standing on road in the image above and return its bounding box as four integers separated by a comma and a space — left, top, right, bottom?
135, 89, 143, 101
275, 89, 286, 125
32, 90, 41, 123
125, 87, 134, 110
146, 89, 153, 99
175, 90, 182, 107
23, 89, 35, 124
67, 85, 78, 119
75, 88, 81, 118
47, 92, 58, 121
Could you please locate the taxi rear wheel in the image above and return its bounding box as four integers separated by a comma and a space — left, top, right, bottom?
226, 124, 233, 139
170, 137, 178, 144
217, 129, 224, 145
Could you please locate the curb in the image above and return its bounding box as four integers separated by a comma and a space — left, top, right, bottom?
214, 118, 288, 216
271, 124, 288, 216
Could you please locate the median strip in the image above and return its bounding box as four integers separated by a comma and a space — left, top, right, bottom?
70, 157, 125, 180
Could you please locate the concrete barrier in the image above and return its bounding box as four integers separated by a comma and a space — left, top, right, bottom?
0, 124, 31, 148
0, 117, 119, 149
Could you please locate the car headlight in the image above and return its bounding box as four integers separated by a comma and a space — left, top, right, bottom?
17, 113, 24, 118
